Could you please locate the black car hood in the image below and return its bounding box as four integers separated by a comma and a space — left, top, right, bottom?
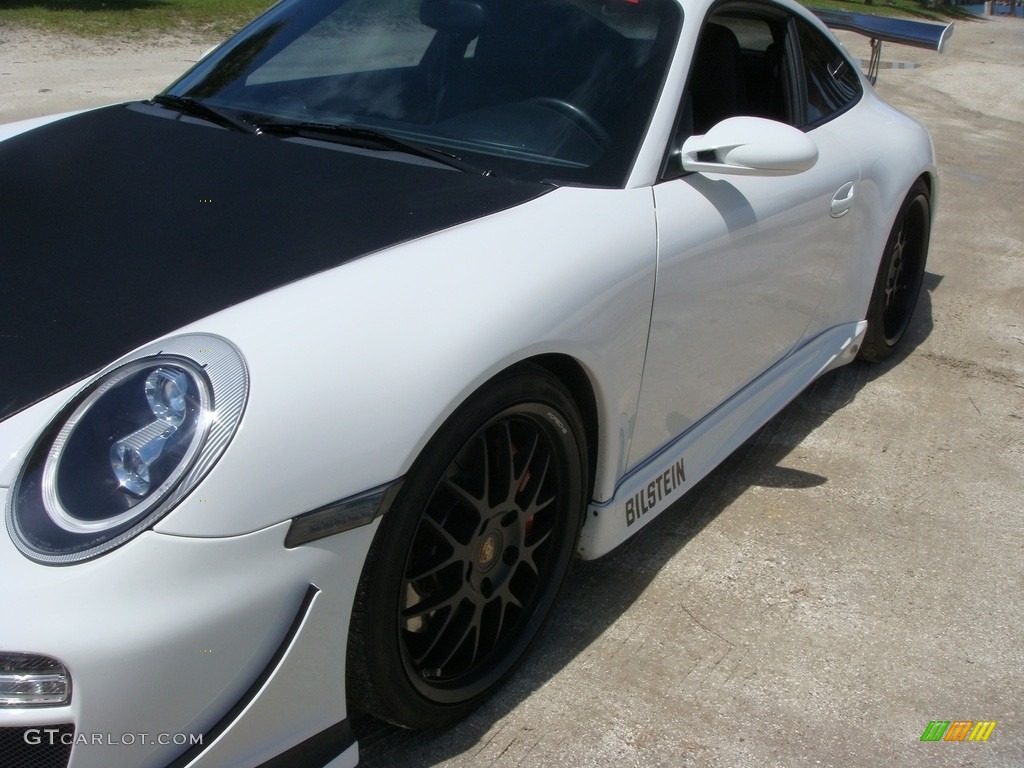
0, 105, 550, 422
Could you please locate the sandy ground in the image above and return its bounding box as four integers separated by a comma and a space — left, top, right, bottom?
0, 26, 215, 124
2, 13, 1023, 768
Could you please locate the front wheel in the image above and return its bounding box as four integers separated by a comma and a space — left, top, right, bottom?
347, 366, 588, 728
859, 179, 931, 361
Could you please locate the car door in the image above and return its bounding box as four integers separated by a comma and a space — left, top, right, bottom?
628, 5, 865, 468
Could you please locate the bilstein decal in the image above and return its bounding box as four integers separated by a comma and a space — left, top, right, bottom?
625, 458, 686, 527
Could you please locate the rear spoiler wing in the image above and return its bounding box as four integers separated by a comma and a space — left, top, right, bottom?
811, 9, 954, 83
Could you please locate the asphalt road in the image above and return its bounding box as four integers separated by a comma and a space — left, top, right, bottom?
2, 14, 1022, 768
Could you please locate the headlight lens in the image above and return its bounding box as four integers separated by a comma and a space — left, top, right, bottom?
7, 334, 248, 564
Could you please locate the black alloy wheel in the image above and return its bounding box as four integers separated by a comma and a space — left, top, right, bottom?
860, 179, 931, 361
347, 365, 588, 728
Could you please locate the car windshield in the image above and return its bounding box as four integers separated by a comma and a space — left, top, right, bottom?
164, 0, 681, 186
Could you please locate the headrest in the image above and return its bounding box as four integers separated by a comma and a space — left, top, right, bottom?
420, 0, 487, 32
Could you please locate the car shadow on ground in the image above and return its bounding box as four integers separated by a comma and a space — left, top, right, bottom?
352, 274, 939, 766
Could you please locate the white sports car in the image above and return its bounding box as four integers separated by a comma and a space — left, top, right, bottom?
1, 0, 947, 765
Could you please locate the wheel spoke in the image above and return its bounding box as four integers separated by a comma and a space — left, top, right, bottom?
884, 227, 907, 312
422, 514, 463, 551
477, 431, 493, 507
442, 475, 486, 518
406, 550, 459, 582
487, 420, 518, 508
520, 452, 553, 518
492, 587, 524, 642
436, 602, 481, 672
512, 430, 539, 497
402, 585, 465, 622
405, 514, 467, 581
521, 528, 553, 575
408, 604, 459, 664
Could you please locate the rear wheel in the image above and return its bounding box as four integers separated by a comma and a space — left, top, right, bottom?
347, 366, 587, 728
859, 179, 931, 361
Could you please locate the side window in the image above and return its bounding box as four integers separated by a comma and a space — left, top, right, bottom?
795, 17, 862, 127
669, 3, 865, 178
685, 12, 791, 135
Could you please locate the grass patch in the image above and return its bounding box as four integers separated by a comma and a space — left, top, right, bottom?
0, 0, 979, 39
0, 0, 276, 38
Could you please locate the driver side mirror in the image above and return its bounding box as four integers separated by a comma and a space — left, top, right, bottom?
678, 116, 818, 176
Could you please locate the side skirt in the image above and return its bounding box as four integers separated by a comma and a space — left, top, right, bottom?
577, 320, 866, 559
257, 720, 357, 768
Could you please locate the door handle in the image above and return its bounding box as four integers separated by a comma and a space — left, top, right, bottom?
830, 181, 856, 218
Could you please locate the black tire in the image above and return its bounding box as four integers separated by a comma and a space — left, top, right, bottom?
347, 365, 588, 729
859, 179, 931, 362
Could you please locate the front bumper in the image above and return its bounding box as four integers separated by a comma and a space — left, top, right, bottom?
0, 486, 374, 768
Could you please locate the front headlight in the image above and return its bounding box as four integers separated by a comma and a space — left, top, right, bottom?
6, 334, 248, 565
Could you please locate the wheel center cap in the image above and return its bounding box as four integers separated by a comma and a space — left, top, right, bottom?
477, 531, 501, 571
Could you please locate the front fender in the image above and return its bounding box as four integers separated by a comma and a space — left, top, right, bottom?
0, 108, 97, 142
145, 185, 657, 537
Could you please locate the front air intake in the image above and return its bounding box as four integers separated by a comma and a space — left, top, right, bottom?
0, 724, 74, 768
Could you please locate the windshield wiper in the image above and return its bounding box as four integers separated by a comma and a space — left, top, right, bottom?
149, 94, 263, 135
259, 121, 489, 175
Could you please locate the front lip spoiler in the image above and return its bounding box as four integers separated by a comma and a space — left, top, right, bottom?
162, 584, 355, 768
